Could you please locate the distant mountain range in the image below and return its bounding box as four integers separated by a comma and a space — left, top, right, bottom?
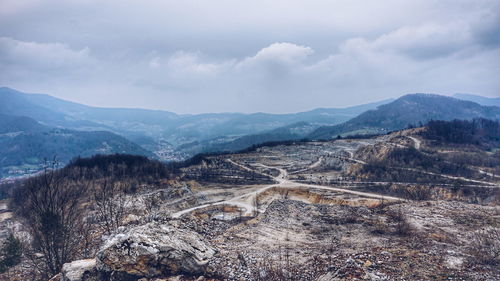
452, 93, 500, 107
0, 86, 498, 178
0, 87, 391, 157
161, 93, 500, 154
308, 94, 500, 140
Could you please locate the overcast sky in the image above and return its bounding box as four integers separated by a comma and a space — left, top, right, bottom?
0, 0, 499, 113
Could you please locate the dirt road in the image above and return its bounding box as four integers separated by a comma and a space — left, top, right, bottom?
172, 159, 403, 218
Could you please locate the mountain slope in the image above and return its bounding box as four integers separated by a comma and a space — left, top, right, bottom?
308, 94, 500, 140
0, 114, 47, 134
0, 87, 71, 127
0, 128, 153, 177
0, 113, 154, 177
453, 93, 500, 107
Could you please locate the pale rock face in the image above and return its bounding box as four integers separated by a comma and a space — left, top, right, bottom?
61, 259, 97, 281
97, 222, 215, 278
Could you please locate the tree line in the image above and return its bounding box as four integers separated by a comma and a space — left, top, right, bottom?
424, 118, 499, 147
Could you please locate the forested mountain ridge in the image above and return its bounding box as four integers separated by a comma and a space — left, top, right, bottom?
308, 94, 500, 140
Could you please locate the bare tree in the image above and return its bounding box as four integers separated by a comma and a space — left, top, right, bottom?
92, 180, 128, 234
12, 162, 87, 278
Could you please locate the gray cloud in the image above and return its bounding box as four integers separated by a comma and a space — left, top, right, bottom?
0, 0, 499, 113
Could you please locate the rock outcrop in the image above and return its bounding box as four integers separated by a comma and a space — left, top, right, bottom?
55, 222, 215, 281
60, 259, 99, 281
97, 222, 215, 278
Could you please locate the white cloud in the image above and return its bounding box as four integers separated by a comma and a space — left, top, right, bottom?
0, 37, 91, 70
165, 51, 233, 76
342, 23, 473, 60
238, 42, 313, 67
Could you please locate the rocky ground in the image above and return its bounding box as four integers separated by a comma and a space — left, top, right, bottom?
1, 129, 499, 280
44, 199, 499, 281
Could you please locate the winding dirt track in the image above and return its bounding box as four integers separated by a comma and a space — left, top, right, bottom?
172, 159, 403, 218
172, 135, 498, 218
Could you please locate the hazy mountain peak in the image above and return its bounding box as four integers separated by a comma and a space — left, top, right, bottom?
453, 93, 500, 107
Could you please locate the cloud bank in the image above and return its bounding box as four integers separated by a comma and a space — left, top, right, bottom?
0, 0, 499, 113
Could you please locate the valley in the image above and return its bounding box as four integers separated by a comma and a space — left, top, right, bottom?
1, 87, 499, 181
0, 122, 498, 281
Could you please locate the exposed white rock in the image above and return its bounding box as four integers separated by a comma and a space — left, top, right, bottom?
61, 259, 96, 281
97, 222, 215, 278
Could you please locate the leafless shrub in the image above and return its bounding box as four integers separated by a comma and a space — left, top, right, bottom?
92, 180, 128, 234
386, 207, 405, 222
340, 206, 360, 224
371, 205, 413, 236
144, 194, 161, 216
11, 163, 88, 279
468, 227, 500, 265
252, 254, 303, 281
406, 234, 428, 250
387, 207, 412, 236
76, 219, 98, 259
371, 217, 389, 234
323, 235, 340, 266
